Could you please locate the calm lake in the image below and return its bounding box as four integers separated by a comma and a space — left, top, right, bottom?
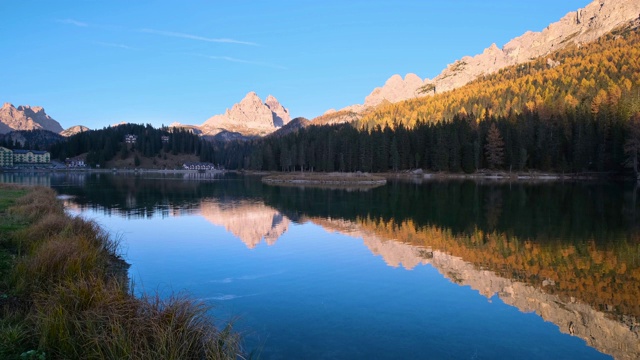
2, 172, 639, 359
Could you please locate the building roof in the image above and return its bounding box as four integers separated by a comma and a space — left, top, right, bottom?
13, 149, 49, 155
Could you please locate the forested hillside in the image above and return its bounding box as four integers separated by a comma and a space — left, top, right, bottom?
359, 24, 640, 128
0, 130, 63, 150
48, 124, 217, 168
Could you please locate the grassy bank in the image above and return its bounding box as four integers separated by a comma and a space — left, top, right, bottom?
0, 184, 242, 359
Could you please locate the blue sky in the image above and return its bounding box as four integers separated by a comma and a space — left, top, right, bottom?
1, 0, 589, 130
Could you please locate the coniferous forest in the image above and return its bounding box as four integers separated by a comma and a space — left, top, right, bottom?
213, 110, 635, 174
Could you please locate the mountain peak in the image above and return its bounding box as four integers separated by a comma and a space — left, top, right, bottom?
0, 103, 64, 134
241, 91, 262, 103
363, 73, 427, 108
265, 94, 278, 103
265, 94, 291, 127
60, 125, 90, 137
201, 92, 291, 137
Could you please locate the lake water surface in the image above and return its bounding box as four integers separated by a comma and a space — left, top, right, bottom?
2, 172, 639, 359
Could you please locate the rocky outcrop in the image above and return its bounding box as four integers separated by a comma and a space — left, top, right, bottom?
309, 109, 361, 126
269, 117, 310, 137
60, 125, 90, 137
363, 73, 428, 108
265, 94, 291, 127
0, 120, 11, 134
200, 92, 291, 137
0, 102, 64, 134
335, 0, 640, 115
432, 0, 640, 93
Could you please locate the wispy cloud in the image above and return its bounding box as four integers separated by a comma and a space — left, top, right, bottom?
56, 18, 88, 27
199, 54, 286, 70
140, 28, 258, 46
94, 41, 136, 50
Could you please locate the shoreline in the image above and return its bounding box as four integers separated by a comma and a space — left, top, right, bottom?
0, 184, 242, 358
246, 169, 630, 184
383, 170, 622, 182
1, 167, 632, 183
0, 167, 226, 175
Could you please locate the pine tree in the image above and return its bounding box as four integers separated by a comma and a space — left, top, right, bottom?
485, 123, 505, 169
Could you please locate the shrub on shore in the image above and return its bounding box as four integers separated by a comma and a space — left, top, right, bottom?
0, 185, 242, 359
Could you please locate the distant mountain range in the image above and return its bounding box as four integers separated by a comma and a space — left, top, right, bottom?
0, 102, 86, 138
0, 102, 63, 134
2, 0, 639, 140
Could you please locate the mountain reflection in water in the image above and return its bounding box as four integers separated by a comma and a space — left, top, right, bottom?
198, 203, 640, 360
3, 172, 639, 359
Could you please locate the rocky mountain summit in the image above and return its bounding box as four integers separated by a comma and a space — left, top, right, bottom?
265, 94, 291, 127
60, 125, 90, 137
0, 102, 64, 134
430, 0, 640, 94
363, 73, 427, 108
344, 0, 640, 111
200, 92, 291, 137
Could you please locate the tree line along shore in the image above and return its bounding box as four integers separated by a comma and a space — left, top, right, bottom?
0, 184, 243, 359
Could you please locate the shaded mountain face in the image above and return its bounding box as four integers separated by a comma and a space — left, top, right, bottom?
0, 129, 64, 148
269, 117, 310, 137
200, 92, 291, 137
0, 102, 64, 134
329, 0, 640, 115
265, 94, 291, 127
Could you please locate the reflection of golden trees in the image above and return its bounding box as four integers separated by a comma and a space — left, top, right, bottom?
356, 217, 640, 319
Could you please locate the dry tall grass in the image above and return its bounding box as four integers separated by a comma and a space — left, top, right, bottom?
0, 185, 242, 359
